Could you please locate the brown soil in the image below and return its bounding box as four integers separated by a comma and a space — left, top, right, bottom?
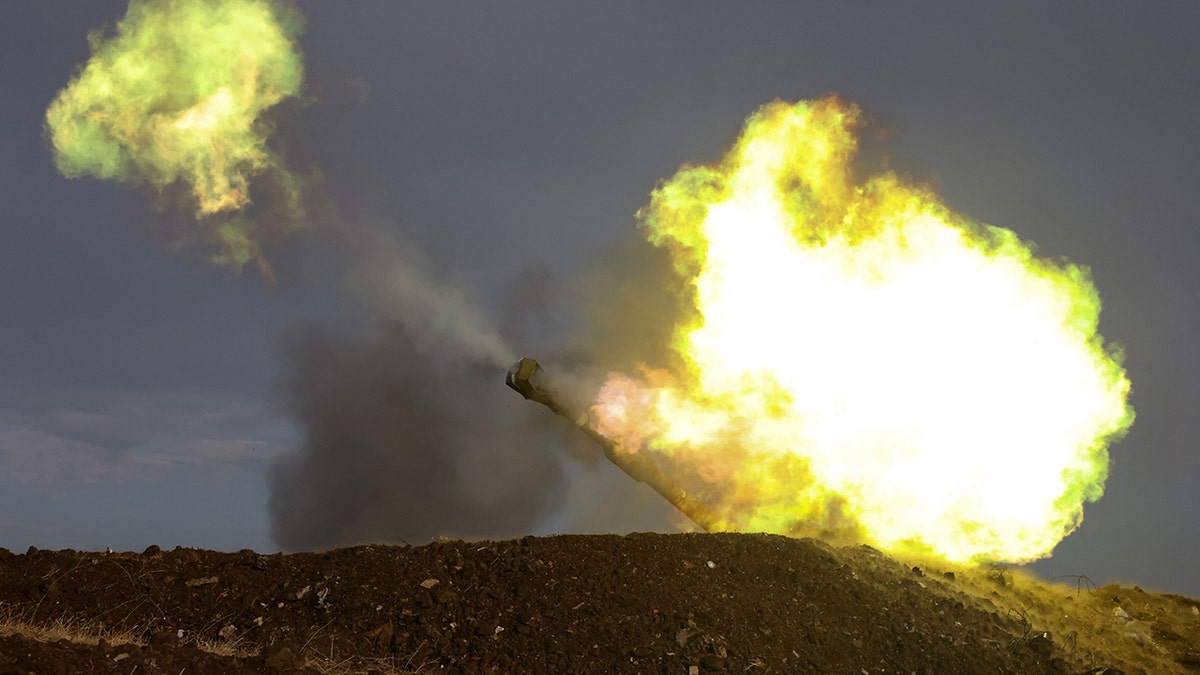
0, 533, 1196, 674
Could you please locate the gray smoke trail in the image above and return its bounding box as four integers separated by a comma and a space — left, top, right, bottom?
345, 231, 515, 367
267, 230, 567, 550
268, 322, 564, 549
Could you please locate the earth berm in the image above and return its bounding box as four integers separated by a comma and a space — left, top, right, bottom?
1, 533, 1197, 673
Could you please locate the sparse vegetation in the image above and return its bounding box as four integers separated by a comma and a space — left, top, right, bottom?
0, 602, 143, 649
0, 603, 433, 673
0, 535, 1197, 673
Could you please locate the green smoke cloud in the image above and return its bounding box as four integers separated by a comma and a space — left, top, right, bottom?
45, 0, 307, 278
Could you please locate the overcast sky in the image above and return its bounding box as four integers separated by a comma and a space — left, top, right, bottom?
3, 2, 1198, 597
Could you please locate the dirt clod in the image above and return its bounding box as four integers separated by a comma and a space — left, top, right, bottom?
261, 640, 304, 671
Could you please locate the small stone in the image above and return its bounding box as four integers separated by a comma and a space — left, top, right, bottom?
218, 624, 237, 641
420, 578, 440, 589
366, 621, 393, 648
987, 569, 1009, 588
142, 544, 161, 556
1026, 632, 1054, 659
262, 641, 304, 671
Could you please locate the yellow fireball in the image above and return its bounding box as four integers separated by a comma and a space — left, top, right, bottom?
594, 97, 1132, 564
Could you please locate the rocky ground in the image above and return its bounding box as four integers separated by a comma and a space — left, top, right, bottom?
0, 532, 1197, 673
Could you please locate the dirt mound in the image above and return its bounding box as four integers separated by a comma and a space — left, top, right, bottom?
0, 533, 1196, 673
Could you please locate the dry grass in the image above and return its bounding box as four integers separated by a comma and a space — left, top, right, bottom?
907, 563, 1200, 674
835, 543, 1200, 674
309, 653, 440, 675
0, 600, 145, 649
0, 601, 436, 674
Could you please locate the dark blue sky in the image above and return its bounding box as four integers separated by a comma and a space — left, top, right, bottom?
3, 2, 1198, 596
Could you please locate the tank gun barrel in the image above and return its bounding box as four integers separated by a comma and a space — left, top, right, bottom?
506, 357, 726, 532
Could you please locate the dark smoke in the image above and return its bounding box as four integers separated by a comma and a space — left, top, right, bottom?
268, 319, 565, 549
265, 218, 581, 549
261, 66, 691, 547
265, 227, 693, 549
